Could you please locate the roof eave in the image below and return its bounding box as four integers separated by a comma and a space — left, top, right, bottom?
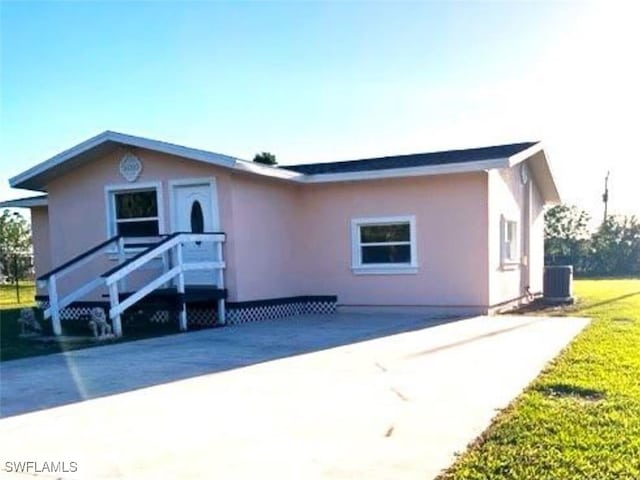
0, 195, 49, 208
233, 159, 304, 181
506, 142, 561, 205
296, 158, 510, 183
9, 131, 239, 191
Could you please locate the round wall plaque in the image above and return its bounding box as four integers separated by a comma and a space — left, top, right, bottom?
119, 153, 143, 182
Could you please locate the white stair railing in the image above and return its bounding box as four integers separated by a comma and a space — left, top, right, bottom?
102, 232, 226, 337
38, 235, 125, 335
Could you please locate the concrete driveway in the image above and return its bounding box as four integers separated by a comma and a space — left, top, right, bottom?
0, 313, 587, 479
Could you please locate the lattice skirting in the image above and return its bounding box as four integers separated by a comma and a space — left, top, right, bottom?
37, 296, 338, 328
37, 301, 171, 323
187, 307, 218, 327
36, 301, 106, 321
226, 296, 337, 325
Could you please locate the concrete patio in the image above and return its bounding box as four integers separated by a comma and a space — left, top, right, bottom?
0, 313, 588, 479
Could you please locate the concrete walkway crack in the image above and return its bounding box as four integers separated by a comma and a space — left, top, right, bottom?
390, 387, 409, 402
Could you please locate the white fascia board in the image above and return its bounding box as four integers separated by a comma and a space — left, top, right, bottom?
506, 142, 561, 204
506, 142, 543, 167
296, 157, 510, 183
10, 131, 112, 188
531, 155, 561, 205
0, 195, 48, 208
9, 131, 239, 189
232, 159, 305, 181
108, 131, 238, 167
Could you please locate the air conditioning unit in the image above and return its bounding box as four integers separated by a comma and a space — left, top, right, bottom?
543, 265, 574, 304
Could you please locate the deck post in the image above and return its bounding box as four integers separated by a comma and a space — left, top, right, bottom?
217, 298, 226, 325
176, 241, 187, 331
216, 241, 226, 325
117, 236, 127, 292
48, 274, 62, 335
109, 282, 123, 337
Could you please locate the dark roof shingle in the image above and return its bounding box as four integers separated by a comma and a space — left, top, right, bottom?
283, 141, 537, 175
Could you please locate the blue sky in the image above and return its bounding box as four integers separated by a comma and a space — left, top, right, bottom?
1, 1, 638, 220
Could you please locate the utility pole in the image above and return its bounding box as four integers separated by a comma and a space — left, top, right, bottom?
602, 171, 610, 223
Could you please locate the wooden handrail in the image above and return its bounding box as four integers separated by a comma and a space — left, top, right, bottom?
42, 231, 227, 337
101, 233, 180, 279
37, 235, 122, 281
102, 232, 226, 282
105, 232, 227, 335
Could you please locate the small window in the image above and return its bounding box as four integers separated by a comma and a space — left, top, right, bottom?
190, 200, 204, 234
351, 216, 417, 274
501, 217, 519, 265
112, 189, 160, 237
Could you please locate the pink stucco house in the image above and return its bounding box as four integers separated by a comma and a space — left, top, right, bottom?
2, 131, 560, 336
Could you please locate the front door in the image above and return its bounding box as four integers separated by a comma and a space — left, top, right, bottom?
171, 181, 219, 285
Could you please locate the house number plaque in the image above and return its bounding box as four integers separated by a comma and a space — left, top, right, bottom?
119, 153, 143, 182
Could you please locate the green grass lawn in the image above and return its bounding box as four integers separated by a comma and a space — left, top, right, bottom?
0, 282, 36, 309
0, 282, 185, 361
439, 278, 640, 480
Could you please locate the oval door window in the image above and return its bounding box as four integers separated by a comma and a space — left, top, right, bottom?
190, 200, 204, 244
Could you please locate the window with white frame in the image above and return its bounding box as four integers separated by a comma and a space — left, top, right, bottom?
501, 216, 519, 265
108, 188, 161, 238
351, 215, 417, 274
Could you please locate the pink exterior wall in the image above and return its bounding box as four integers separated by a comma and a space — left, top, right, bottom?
34, 147, 552, 312
36, 146, 301, 303
488, 163, 546, 307
30, 207, 51, 291
44, 147, 236, 300
226, 175, 302, 301
294, 173, 490, 308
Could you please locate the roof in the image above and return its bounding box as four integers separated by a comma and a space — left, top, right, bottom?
7, 131, 560, 204
9, 131, 253, 191
0, 195, 48, 208
285, 142, 538, 175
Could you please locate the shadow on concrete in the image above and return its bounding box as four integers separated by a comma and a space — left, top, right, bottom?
0, 313, 467, 418
406, 319, 539, 358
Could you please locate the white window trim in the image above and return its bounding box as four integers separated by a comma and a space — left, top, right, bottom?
351, 215, 418, 275
500, 215, 520, 269
104, 181, 165, 254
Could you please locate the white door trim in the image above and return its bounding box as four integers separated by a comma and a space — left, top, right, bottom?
168, 177, 221, 233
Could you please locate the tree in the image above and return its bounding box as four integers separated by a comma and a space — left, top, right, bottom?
544, 204, 591, 272
253, 152, 277, 166
588, 215, 640, 276
0, 210, 32, 281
